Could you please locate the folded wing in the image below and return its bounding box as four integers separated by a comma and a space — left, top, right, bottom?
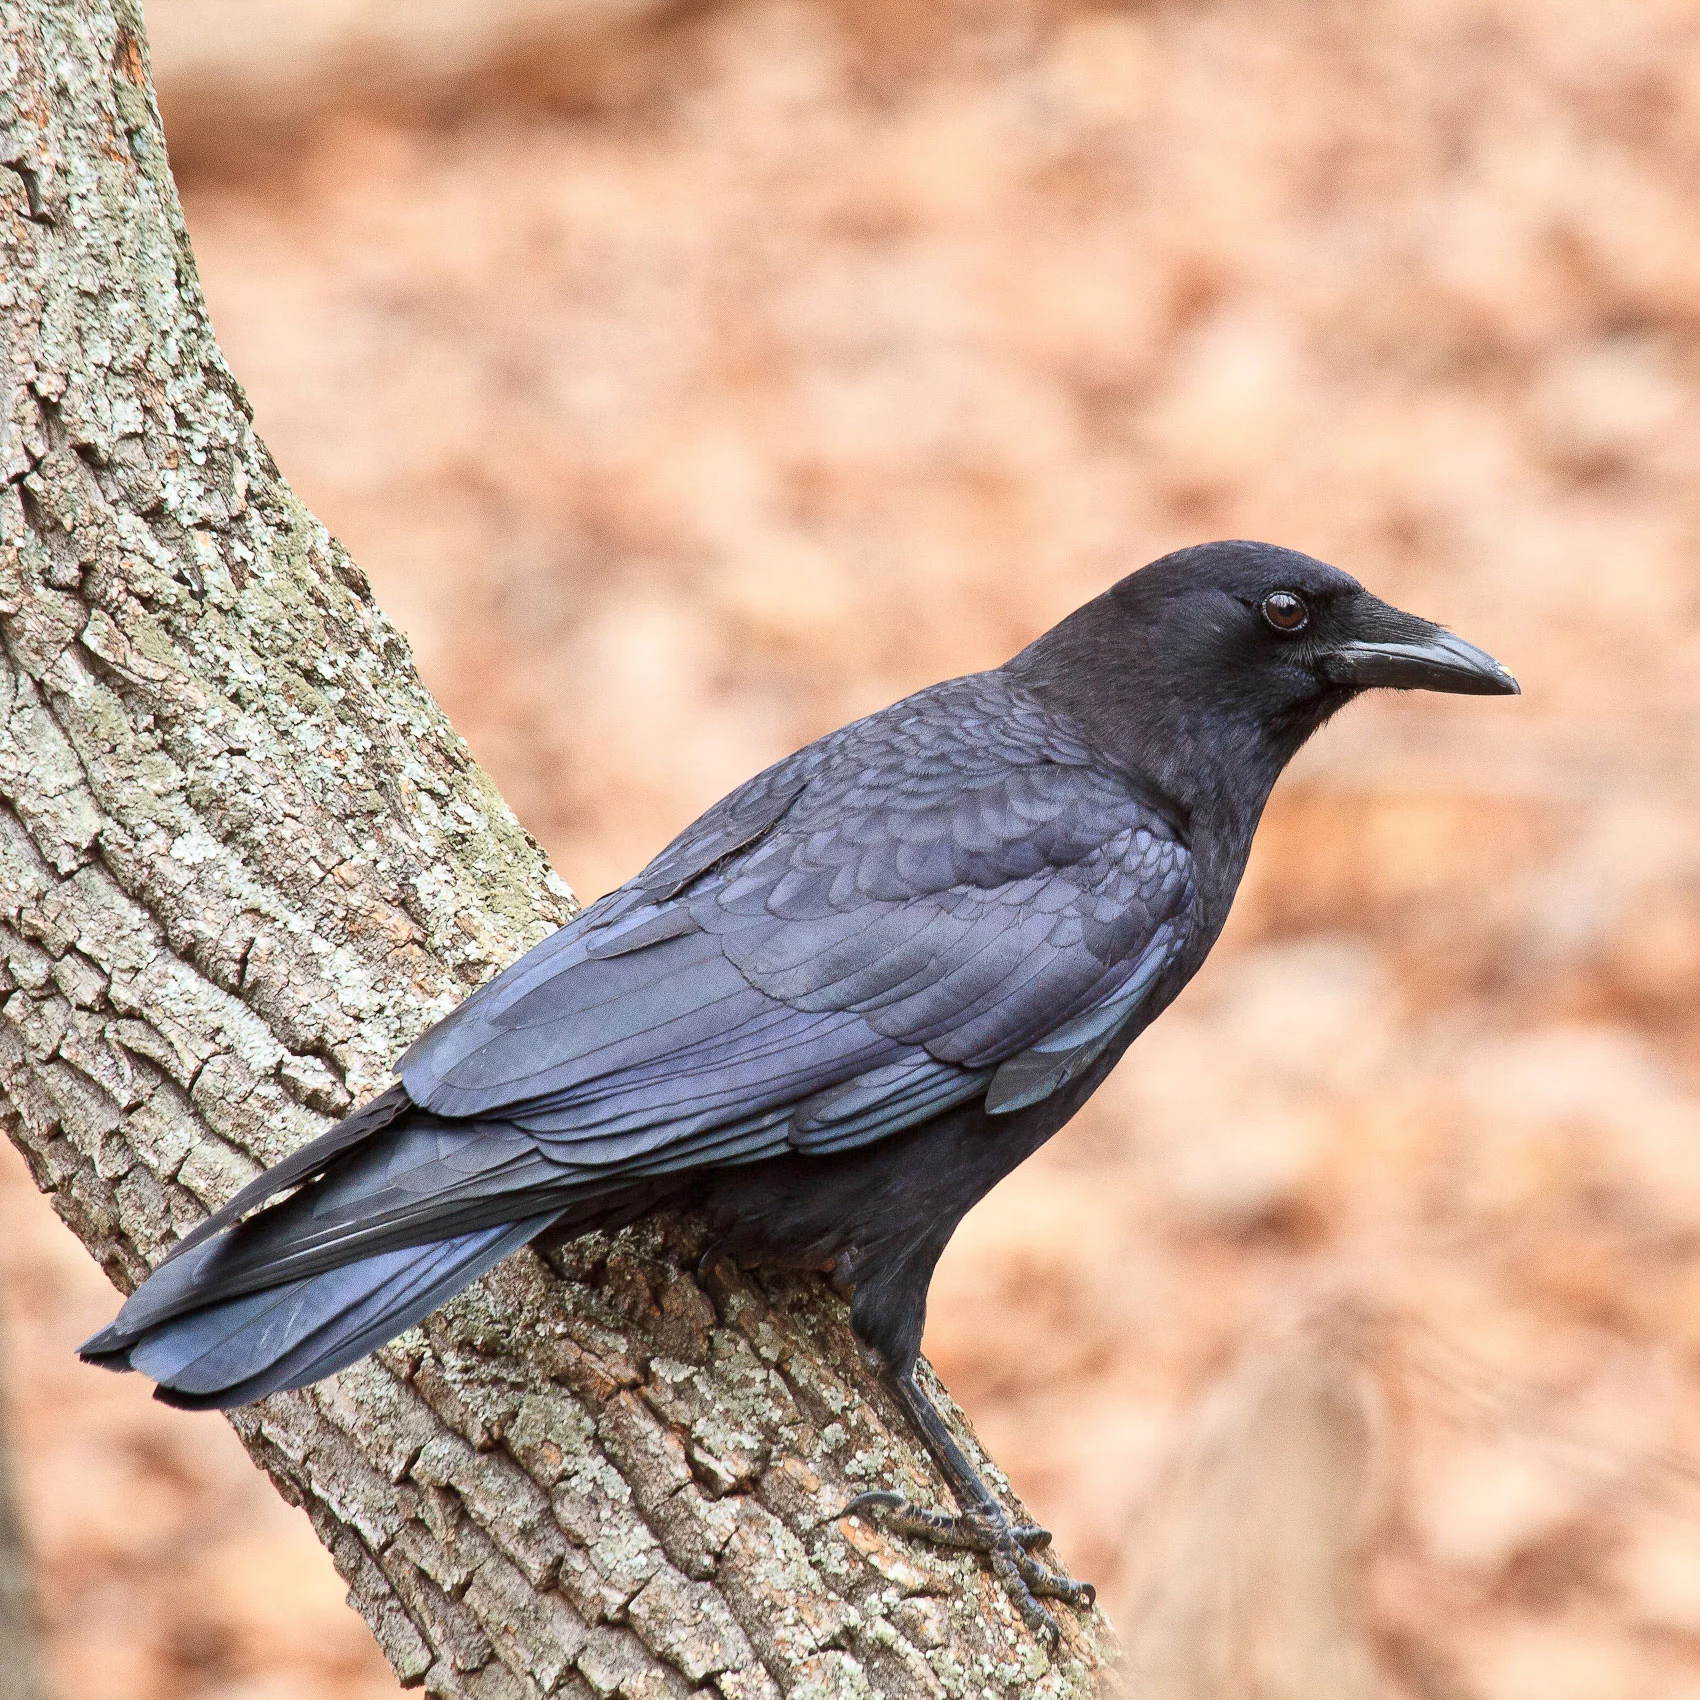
401, 674, 1195, 1171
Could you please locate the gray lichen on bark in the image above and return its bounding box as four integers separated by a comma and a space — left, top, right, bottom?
0, 2, 1118, 1693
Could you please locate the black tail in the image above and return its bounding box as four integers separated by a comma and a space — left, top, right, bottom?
80, 1085, 573, 1409
81, 1213, 558, 1409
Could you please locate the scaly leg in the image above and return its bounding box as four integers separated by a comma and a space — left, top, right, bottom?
841, 1368, 1095, 1642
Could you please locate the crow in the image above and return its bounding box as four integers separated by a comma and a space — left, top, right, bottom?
83, 541, 1517, 1635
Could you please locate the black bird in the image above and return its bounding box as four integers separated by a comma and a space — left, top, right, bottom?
83, 541, 1516, 1635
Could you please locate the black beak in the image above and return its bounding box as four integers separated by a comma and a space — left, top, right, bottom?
1317, 602, 1519, 697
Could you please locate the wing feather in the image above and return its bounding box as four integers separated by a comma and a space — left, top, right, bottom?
395, 673, 1195, 1191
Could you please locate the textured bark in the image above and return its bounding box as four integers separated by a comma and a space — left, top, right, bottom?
0, 3, 1118, 1696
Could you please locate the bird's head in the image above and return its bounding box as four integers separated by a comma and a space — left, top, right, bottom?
1008, 538, 1517, 828
1127, 536, 1517, 708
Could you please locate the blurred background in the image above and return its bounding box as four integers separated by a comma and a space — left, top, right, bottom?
5, 0, 1700, 1694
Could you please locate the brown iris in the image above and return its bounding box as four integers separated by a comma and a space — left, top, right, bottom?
1262, 590, 1309, 632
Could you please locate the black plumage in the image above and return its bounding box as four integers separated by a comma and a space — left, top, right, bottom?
83, 540, 1517, 1634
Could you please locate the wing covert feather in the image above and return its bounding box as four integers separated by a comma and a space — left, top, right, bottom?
399, 672, 1196, 1185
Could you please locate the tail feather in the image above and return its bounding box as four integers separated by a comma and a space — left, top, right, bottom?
86, 1212, 559, 1410
79, 1075, 700, 1411
84, 1112, 568, 1359
159, 1081, 412, 1268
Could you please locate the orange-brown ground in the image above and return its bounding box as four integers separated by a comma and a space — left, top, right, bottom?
5, 1, 1700, 1694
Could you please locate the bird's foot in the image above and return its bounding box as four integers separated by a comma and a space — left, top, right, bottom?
840, 1490, 1095, 1642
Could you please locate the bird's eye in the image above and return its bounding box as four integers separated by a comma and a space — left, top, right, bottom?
1262, 590, 1309, 633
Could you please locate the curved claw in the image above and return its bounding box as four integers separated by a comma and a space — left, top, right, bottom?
832, 1490, 1092, 1641
837, 1490, 907, 1521
1014, 1545, 1095, 1606
849, 1368, 1093, 1642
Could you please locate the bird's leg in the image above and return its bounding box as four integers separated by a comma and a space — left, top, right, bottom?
840, 1367, 1095, 1642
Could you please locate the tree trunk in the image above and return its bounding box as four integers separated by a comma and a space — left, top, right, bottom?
0, 3, 1117, 1695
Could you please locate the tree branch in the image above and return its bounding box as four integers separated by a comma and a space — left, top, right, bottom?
0, 2, 1118, 1694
